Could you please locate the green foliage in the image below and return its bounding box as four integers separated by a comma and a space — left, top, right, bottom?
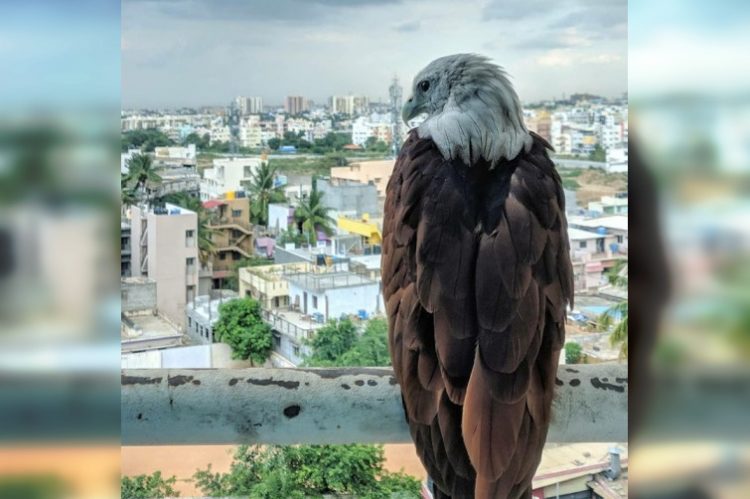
588, 143, 606, 162
213, 298, 273, 366
243, 161, 287, 226
565, 341, 583, 364
193, 444, 420, 499
122, 129, 175, 152
123, 153, 163, 204
268, 137, 281, 150
294, 184, 335, 244
0, 475, 69, 499
121, 471, 178, 499
365, 136, 390, 153
181, 132, 210, 149
305, 319, 358, 366
599, 261, 628, 357
305, 318, 391, 368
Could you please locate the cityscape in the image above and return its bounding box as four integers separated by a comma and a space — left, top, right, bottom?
121, 75, 629, 498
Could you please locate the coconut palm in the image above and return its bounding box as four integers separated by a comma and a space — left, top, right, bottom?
121, 175, 138, 207
294, 185, 335, 245
244, 161, 286, 226
124, 153, 162, 203
599, 261, 628, 358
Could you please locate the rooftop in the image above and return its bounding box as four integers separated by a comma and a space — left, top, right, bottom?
572, 215, 628, 232
121, 312, 184, 353
186, 291, 238, 323
568, 227, 605, 240
286, 270, 376, 291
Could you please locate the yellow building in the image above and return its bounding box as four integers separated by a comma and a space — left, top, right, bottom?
238, 262, 309, 310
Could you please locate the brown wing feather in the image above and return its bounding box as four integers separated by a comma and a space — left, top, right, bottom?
383, 131, 572, 498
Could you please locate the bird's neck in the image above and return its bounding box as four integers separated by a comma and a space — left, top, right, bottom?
418, 97, 531, 167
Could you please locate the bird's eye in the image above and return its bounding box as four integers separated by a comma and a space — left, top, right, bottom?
418, 80, 430, 92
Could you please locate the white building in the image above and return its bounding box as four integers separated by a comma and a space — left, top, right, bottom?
236, 96, 263, 115
588, 195, 629, 215
606, 147, 628, 173
239, 115, 262, 148
286, 267, 382, 322
201, 157, 262, 200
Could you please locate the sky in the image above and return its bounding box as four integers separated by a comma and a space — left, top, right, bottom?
122, 0, 627, 109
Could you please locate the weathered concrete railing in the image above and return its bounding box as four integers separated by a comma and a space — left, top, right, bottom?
121, 364, 627, 446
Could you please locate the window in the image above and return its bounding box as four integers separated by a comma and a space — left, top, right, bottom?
616, 235, 624, 243
293, 345, 300, 356
185, 229, 195, 247
219, 252, 226, 260
312, 296, 318, 309
188, 317, 192, 329
186, 257, 195, 266
579, 241, 588, 249
232, 209, 242, 218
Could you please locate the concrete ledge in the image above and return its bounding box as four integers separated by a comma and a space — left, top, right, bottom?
121, 364, 627, 446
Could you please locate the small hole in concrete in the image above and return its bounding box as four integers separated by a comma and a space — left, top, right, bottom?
283, 405, 301, 418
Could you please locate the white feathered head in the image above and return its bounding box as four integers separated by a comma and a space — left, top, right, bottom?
402, 53, 531, 166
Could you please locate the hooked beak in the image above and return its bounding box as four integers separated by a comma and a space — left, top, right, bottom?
401, 97, 424, 125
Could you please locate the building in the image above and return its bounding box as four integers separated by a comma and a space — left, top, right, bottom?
200, 156, 262, 200
588, 194, 628, 215
267, 203, 295, 235
238, 262, 309, 310
285, 265, 382, 322
129, 203, 200, 330
330, 160, 395, 205
121, 277, 185, 353
571, 215, 628, 253
606, 147, 628, 173
331, 95, 369, 116
316, 177, 380, 218
121, 221, 132, 277
185, 289, 238, 344
285, 96, 306, 115
203, 195, 254, 286
239, 115, 262, 148
236, 96, 263, 115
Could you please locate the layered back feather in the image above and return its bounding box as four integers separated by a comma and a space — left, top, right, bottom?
382, 130, 573, 499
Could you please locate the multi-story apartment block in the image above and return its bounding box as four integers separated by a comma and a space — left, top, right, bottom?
285, 96, 306, 115
331, 159, 395, 204
203, 195, 254, 285
129, 203, 200, 330
200, 157, 262, 200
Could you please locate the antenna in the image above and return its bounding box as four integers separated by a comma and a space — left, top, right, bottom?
389, 75, 403, 158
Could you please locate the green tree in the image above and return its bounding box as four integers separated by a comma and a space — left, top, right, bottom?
588, 143, 606, 162
305, 319, 358, 366
243, 161, 286, 226
598, 261, 628, 358
213, 298, 273, 366
339, 318, 391, 367
223, 256, 273, 292
193, 444, 420, 499
121, 129, 175, 152
182, 132, 210, 149
267, 137, 281, 150
160, 192, 216, 264
123, 153, 162, 204
294, 185, 335, 245
121, 471, 178, 499
565, 341, 583, 364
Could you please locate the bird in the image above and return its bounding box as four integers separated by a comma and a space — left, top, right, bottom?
381, 54, 574, 499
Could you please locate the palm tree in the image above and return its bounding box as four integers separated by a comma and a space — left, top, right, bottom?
244, 161, 286, 226
599, 260, 628, 358
121, 175, 138, 208
124, 153, 162, 204
161, 193, 216, 265
294, 185, 335, 245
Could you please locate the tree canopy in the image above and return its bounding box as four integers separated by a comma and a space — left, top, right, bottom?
213, 298, 273, 366
193, 444, 420, 499
305, 318, 391, 368
121, 472, 179, 499
121, 129, 174, 152
294, 184, 335, 245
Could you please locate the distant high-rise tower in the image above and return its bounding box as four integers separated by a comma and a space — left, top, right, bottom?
285, 96, 306, 115
389, 76, 403, 157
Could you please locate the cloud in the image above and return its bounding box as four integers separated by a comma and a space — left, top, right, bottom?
394, 20, 421, 32
137, 0, 403, 23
